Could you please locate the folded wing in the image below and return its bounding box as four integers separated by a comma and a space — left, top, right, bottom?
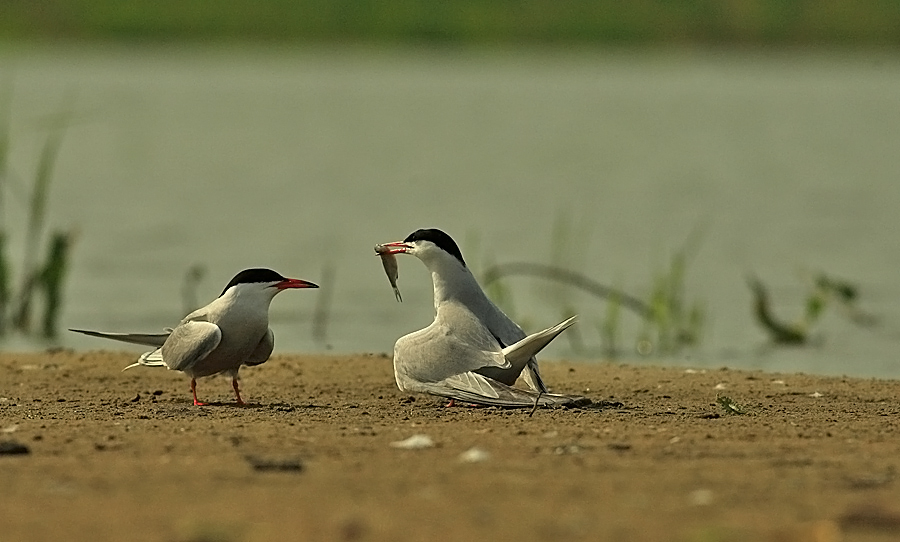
159, 320, 222, 372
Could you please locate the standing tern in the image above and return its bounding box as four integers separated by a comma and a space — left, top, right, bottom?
71, 268, 318, 406
376, 228, 590, 408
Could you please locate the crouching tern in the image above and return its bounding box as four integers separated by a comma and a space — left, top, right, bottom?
71, 268, 318, 406
376, 228, 590, 408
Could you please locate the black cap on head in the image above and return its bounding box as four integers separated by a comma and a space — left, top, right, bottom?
221, 268, 286, 296
404, 228, 466, 267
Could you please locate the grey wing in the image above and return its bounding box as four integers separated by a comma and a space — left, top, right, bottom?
244, 328, 274, 367
520, 359, 547, 393
480, 299, 527, 347
160, 321, 221, 372
69, 328, 171, 348
479, 303, 551, 392
394, 305, 509, 386
419, 373, 590, 408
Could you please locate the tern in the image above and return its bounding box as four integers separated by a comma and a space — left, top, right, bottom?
71, 268, 318, 406
377, 228, 590, 408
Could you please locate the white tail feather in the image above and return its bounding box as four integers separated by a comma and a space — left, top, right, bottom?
121, 348, 167, 371
501, 315, 577, 367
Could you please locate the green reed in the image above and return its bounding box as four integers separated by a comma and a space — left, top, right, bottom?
748, 270, 877, 345
479, 215, 705, 358
637, 233, 705, 356
0, 82, 77, 339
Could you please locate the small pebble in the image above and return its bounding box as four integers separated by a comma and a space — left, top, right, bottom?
390, 434, 434, 449
689, 489, 714, 506
458, 447, 490, 463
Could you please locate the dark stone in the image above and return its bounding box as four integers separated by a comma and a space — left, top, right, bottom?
0, 440, 30, 455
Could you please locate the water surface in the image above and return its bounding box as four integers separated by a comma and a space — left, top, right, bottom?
2, 46, 899, 377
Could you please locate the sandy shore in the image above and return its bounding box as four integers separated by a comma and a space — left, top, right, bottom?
1, 350, 899, 542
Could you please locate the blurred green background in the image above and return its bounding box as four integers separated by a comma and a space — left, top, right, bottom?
0, 0, 898, 46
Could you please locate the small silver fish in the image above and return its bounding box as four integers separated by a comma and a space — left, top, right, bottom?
375, 244, 402, 302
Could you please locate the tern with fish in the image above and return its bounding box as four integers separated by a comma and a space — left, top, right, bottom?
376, 228, 590, 408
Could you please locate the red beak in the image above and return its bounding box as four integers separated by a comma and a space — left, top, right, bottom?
376, 241, 411, 256
276, 278, 319, 290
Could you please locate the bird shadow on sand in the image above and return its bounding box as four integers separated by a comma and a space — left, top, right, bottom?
265, 402, 331, 411
165, 399, 266, 408
423, 397, 626, 411
191, 401, 263, 408
166, 399, 334, 410
581, 399, 627, 410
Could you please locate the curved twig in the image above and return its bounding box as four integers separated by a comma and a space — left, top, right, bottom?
481, 262, 651, 318
745, 274, 807, 344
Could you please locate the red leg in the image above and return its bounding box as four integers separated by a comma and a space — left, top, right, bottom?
445, 399, 455, 408
191, 378, 206, 406
232, 377, 245, 406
